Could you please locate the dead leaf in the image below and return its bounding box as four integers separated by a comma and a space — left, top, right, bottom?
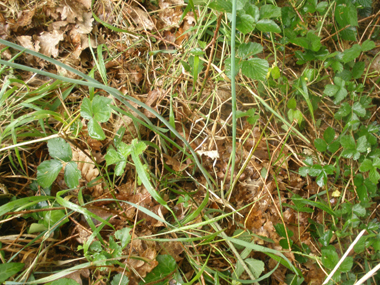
127, 6, 155, 31
163, 153, 188, 172
38, 30, 64, 58
196, 150, 219, 160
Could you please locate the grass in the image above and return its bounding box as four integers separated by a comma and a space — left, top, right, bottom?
0, 0, 380, 284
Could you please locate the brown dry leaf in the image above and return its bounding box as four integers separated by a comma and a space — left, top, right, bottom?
163, 153, 188, 172
72, 147, 104, 196
158, 6, 183, 28
143, 89, 164, 118
74, 0, 92, 9
38, 30, 64, 58
62, 269, 90, 285
159, 240, 184, 262
10, 9, 35, 31
127, 6, 155, 31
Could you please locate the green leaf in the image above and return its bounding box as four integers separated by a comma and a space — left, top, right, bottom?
80, 97, 93, 120
48, 138, 72, 162
245, 4, 260, 21
105, 147, 123, 166
274, 223, 294, 238
118, 142, 132, 158
340, 135, 355, 150
256, 19, 281, 33
0, 262, 24, 283
316, 1, 328, 13
270, 65, 281, 79
361, 40, 375, 52
359, 159, 373, 172
323, 127, 335, 144
140, 255, 176, 285
41, 208, 68, 228
114, 160, 127, 176
245, 258, 265, 278
287, 98, 297, 110
88, 119, 106, 140
335, 2, 357, 27
334, 102, 351, 119
352, 101, 366, 117
318, 230, 333, 247
238, 42, 263, 59
224, 57, 242, 79
111, 274, 129, 285
299, 166, 309, 177
236, 14, 256, 34
209, 0, 232, 12
314, 138, 327, 152
352, 204, 366, 217
306, 31, 321, 52
352, 61, 365, 79
37, 159, 63, 188
259, 5, 281, 19
340, 256, 353, 272
241, 58, 269, 81
321, 245, 339, 269
64, 161, 81, 189
324, 84, 339, 97
327, 141, 340, 153
131, 139, 147, 156
288, 109, 303, 125
356, 136, 369, 153
342, 44, 362, 63
92, 96, 112, 122
115, 227, 132, 248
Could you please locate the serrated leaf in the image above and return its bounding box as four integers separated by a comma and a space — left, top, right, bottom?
224, 57, 242, 79
356, 136, 369, 153
105, 147, 123, 166
118, 142, 132, 158
318, 230, 333, 247
306, 31, 321, 52
81, 97, 93, 120
327, 141, 340, 153
64, 161, 81, 189
342, 44, 362, 63
37, 160, 63, 188
209, 0, 232, 12
115, 227, 132, 248
340, 256, 354, 272
241, 58, 269, 81
352, 101, 366, 117
256, 19, 281, 33
323, 127, 335, 144
299, 166, 309, 177
114, 160, 127, 176
314, 138, 327, 152
48, 138, 72, 162
352, 61, 365, 79
238, 42, 263, 59
324, 84, 339, 97
259, 5, 281, 19
111, 274, 129, 285
0, 262, 24, 283
361, 40, 375, 52
340, 135, 355, 150
333, 87, 348, 104
88, 119, 106, 140
131, 139, 147, 156
92, 96, 112, 122
140, 255, 176, 284
322, 246, 339, 269
359, 159, 373, 172
236, 14, 256, 34
334, 102, 351, 119
245, 3, 260, 21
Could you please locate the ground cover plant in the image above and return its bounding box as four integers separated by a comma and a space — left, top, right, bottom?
0, 0, 380, 284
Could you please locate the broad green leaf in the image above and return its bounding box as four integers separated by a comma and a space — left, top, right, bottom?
92, 96, 112, 122
270, 65, 281, 79
41, 208, 68, 228
105, 147, 123, 166
334, 102, 351, 119
323, 127, 335, 144
287, 98, 297, 110
88, 119, 106, 140
359, 159, 373, 172
356, 136, 369, 153
308, 164, 322, 176
288, 109, 303, 126
298, 166, 309, 177
342, 44, 362, 63
318, 230, 333, 247
237, 0, 248, 10
140, 255, 176, 284
64, 161, 81, 189
335, 2, 357, 27
245, 3, 260, 21
340, 256, 353, 272
321, 245, 339, 269
352, 204, 366, 217
0, 262, 24, 283
241, 58, 269, 81
48, 138, 72, 162
118, 142, 132, 158
80, 97, 93, 120
361, 39, 375, 52
340, 135, 355, 149
327, 141, 340, 153
333, 86, 348, 104
114, 160, 127, 176
238, 42, 263, 59
274, 223, 294, 238
352, 61, 365, 79
352, 101, 366, 117
111, 274, 129, 285
259, 5, 281, 19
314, 138, 327, 152
209, 0, 232, 12
256, 19, 281, 33
306, 31, 321, 52
224, 57, 242, 79
131, 139, 147, 156
324, 84, 339, 97
37, 159, 63, 188
245, 258, 265, 278
115, 227, 132, 248
236, 14, 256, 34
316, 1, 328, 13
